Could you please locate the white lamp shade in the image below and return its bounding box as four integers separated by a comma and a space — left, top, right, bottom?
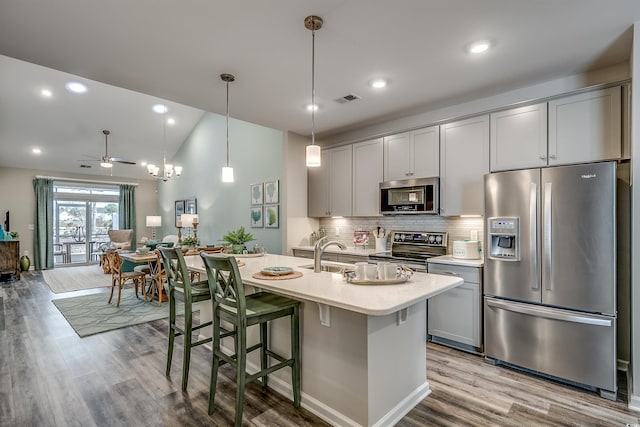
222, 166, 234, 182
146, 216, 162, 227
306, 144, 321, 167
181, 214, 196, 226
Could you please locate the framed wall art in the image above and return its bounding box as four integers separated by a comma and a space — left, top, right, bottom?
185, 198, 197, 214
264, 180, 279, 204
250, 183, 263, 205
175, 200, 185, 227
250, 206, 264, 228
264, 204, 279, 228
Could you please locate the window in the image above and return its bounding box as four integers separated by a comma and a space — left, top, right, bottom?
53, 182, 120, 265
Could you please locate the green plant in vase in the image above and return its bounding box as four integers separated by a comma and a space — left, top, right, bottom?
221, 226, 256, 254
182, 236, 199, 248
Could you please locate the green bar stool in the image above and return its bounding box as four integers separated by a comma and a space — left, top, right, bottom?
200, 252, 301, 426
158, 247, 213, 391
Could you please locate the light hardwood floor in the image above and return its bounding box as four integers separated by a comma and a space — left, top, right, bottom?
1, 271, 639, 426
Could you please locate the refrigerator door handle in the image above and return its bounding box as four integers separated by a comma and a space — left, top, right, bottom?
530, 182, 538, 290
486, 298, 612, 327
543, 182, 552, 291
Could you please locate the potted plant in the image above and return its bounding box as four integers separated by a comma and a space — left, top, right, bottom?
181, 236, 199, 249
221, 226, 256, 254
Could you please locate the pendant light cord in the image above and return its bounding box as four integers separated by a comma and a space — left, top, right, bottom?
163, 104, 167, 169
311, 28, 316, 146
226, 80, 230, 167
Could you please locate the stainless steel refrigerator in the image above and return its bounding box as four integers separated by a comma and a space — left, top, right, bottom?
484, 161, 620, 399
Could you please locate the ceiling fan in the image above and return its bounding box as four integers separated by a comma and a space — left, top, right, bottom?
82, 130, 136, 168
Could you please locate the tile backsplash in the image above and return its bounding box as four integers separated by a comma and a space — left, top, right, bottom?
316, 216, 484, 255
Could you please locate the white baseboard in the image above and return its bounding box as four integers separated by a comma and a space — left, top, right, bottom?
372, 382, 431, 427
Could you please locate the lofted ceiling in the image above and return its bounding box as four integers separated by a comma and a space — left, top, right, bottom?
0, 0, 639, 179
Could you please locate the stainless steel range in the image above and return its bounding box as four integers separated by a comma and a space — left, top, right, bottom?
369, 231, 447, 272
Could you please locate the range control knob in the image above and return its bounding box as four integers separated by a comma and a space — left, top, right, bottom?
436, 235, 442, 244
428, 235, 435, 243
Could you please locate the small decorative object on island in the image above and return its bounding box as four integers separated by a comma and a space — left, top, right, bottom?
221, 226, 256, 254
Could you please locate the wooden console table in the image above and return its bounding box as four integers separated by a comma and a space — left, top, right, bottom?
0, 241, 20, 281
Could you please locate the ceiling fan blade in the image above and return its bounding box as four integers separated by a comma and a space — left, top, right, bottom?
110, 158, 136, 165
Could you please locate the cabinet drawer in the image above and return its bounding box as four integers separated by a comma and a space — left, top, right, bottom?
427, 263, 481, 283
337, 254, 369, 264
292, 249, 314, 259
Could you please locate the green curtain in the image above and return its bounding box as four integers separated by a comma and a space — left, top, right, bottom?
33, 178, 54, 269
119, 184, 136, 247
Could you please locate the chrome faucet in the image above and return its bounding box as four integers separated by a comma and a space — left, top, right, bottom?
313, 236, 346, 273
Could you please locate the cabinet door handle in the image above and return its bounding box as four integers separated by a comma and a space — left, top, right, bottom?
549, 154, 557, 160
539, 155, 546, 160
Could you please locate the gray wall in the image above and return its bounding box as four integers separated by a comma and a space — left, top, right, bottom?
156, 112, 285, 253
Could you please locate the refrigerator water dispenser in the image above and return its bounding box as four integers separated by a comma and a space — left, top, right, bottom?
488, 217, 520, 261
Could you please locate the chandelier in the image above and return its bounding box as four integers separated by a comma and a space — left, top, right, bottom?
147, 103, 183, 181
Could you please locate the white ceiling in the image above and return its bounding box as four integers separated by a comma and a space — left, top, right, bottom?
0, 0, 639, 179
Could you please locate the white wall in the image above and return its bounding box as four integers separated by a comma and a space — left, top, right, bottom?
157, 112, 286, 253
283, 131, 319, 254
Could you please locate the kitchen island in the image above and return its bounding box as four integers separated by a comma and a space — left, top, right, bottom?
185, 253, 463, 427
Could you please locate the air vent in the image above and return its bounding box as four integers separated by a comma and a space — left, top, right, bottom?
335, 93, 361, 104
80, 164, 92, 168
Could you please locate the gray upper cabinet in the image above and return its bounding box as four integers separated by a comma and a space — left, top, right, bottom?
353, 138, 383, 217
548, 86, 621, 166
383, 126, 439, 181
440, 115, 489, 216
308, 145, 353, 217
490, 103, 548, 172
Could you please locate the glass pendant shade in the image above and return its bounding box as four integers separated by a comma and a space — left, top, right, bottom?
306, 144, 321, 167
222, 166, 234, 182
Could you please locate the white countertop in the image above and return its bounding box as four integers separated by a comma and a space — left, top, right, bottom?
186, 253, 462, 316
292, 245, 379, 256
427, 255, 484, 267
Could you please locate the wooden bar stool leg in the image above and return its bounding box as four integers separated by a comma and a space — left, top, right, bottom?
235, 326, 247, 427
260, 322, 268, 389
208, 316, 221, 416
292, 306, 301, 407
166, 290, 176, 376
182, 303, 193, 391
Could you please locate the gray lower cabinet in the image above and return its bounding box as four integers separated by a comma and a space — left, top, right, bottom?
427, 262, 483, 353
291, 248, 368, 264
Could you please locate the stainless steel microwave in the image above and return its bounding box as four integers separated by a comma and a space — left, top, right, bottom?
380, 177, 439, 215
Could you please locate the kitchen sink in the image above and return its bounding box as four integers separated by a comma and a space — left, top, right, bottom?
299, 263, 355, 273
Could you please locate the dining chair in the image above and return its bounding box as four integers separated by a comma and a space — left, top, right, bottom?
106, 249, 147, 307
53, 243, 67, 264
200, 252, 301, 425
157, 247, 213, 391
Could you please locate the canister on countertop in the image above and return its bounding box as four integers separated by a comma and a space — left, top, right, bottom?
452, 240, 481, 259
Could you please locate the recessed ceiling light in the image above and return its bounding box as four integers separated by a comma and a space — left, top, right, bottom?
370, 79, 387, 89
65, 81, 88, 94
167, 117, 175, 125
41, 89, 52, 97
152, 104, 168, 114
307, 104, 319, 112
468, 40, 491, 54
32, 148, 42, 154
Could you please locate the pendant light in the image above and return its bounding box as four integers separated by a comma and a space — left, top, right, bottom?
221, 73, 235, 183
305, 15, 323, 167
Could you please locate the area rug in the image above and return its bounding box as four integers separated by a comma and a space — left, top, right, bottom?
52, 290, 185, 337
42, 265, 111, 293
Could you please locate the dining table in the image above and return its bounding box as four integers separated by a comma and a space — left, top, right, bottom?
119, 249, 203, 303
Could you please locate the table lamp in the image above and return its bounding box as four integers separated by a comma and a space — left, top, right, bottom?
146, 215, 162, 241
